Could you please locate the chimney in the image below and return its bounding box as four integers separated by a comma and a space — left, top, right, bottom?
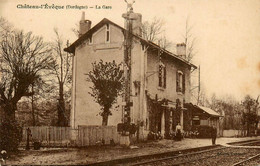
79, 12, 92, 37
122, 8, 142, 36
176, 43, 186, 59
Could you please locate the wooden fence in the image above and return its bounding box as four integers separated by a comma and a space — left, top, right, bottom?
222, 129, 247, 137
21, 126, 121, 147
77, 125, 121, 146
22, 126, 71, 147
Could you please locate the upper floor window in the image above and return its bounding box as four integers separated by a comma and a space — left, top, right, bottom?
159, 62, 166, 88
106, 24, 110, 42
176, 70, 185, 93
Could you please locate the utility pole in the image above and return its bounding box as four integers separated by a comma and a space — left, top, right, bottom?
122, 0, 135, 135
197, 65, 200, 105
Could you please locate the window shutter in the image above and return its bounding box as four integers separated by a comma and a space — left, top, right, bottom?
106, 24, 110, 42
163, 66, 166, 88
176, 70, 179, 92
159, 65, 162, 87
182, 73, 185, 93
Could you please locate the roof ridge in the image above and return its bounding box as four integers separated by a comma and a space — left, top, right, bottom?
64, 18, 197, 68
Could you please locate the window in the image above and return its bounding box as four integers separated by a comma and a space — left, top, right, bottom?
193, 120, 200, 125
193, 116, 200, 125
106, 24, 110, 42
176, 70, 185, 93
158, 62, 166, 88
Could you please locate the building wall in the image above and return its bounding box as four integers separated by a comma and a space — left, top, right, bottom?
145, 49, 191, 135
71, 22, 192, 137
72, 24, 124, 128
146, 50, 191, 104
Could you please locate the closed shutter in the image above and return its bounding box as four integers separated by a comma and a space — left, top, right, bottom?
159, 65, 162, 87
176, 70, 179, 92
163, 66, 166, 88
182, 73, 185, 93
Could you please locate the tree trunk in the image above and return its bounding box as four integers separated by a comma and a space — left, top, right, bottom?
31, 84, 36, 126
247, 121, 250, 137
57, 82, 67, 126
102, 107, 110, 126
3, 102, 16, 123
1, 101, 22, 152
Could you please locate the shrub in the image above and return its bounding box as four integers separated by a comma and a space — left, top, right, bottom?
0, 121, 22, 152
192, 125, 213, 138
257, 129, 260, 136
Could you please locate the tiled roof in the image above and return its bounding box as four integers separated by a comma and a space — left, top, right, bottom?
64, 18, 197, 69
196, 105, 222, 117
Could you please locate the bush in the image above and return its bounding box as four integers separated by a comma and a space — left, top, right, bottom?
257, 129, 260, 136
147, 131, 162, 140
33, 142, 41, 150
192, 125, 212, 138
0, 121, 22, 152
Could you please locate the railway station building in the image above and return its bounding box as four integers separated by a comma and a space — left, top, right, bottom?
65, 10, 197, 140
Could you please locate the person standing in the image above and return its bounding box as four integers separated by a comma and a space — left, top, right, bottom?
175, 123, 182, 141
211, 125, 217, 145
26, 128, 32, 150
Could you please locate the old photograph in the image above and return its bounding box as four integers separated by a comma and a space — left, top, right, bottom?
0, 0, 260, 165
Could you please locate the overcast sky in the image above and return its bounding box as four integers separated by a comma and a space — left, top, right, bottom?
1, 0, 260, 101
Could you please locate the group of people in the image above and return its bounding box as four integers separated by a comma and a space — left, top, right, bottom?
174, 123, 218, 145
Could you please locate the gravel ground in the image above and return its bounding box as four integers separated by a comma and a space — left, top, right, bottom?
6, 136, 260, 165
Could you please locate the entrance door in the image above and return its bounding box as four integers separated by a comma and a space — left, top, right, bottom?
157, 111, 162, 132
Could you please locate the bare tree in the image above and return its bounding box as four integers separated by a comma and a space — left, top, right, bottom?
183, 17, 197, 62
0, 17, 13, 39
0, 31, 53, 121
141, 17, 172, 50
50, 29, 72, 126
142, 17, 164, 42
0, 28, 54, 151
71, 23, 80, 37
29, 77, 53, 126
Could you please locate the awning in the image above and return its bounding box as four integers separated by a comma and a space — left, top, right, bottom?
195, 105, 222, 117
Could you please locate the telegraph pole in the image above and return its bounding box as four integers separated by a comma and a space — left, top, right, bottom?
197, 65, 200, 105
122, 0, 135, 135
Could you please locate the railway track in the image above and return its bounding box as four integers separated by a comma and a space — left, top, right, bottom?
89, 139, 260, 166
128, 146, 227, 166
128, 140, 260, 166
232, 153, 260, 166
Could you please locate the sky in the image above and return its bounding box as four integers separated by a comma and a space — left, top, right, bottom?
0, 0, 260, 101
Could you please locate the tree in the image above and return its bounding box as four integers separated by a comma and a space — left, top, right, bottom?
183, 17, 196, 62
0, 29, 54, 151
141, 17, 172, 50
242, 95, 259, 136
50, 29, 72, 126
71, 23, 80, 37
28, 77, 55, 126
0, 17, 13, 40
87, 60, 124, 126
